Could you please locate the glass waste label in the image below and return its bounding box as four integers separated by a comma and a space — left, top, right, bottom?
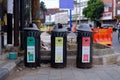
55, 37, 63, 63
82, 37, 90, 63
27, 37, 35, 63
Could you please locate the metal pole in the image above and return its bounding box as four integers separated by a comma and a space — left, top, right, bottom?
70, 9, 72, 29
0, 2, 2, 54
20, 0, 25, 50
0, 18, 1, 54
20, 0, 25, 31
30, 0, 32, 23
0, 0, 3, 54
7, 0, 13, 44
1, 1, 4, 48
14, 0, 19, 46
78, 0, 81, 24
76, 0, 78, 24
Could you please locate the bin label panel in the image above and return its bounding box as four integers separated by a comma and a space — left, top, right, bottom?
27, 37, 35, 63
55, 37, 63, 63
82, 37, 90, 63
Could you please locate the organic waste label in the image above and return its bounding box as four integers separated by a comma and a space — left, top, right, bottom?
82, 37, 90, 63
55, 37, 63, 63
27, 37, 35, 63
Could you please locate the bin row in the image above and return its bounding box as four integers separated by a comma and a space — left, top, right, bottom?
23, 23, 93, 69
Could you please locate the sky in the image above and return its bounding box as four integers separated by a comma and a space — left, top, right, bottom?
40, 0, 59, 9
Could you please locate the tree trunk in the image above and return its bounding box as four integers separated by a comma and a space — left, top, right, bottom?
32, 0, 41, 29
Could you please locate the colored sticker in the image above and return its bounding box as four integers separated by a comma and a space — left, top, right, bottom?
27, 37, 35, 63
82, 37, 90, 63
55, 37, 63, 63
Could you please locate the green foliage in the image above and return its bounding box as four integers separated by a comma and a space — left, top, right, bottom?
83, 0, 104, 21
40, 1, 47, 12
25, 0, 31, 21
74, 0, 77, 4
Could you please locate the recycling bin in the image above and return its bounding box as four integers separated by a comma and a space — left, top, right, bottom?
24, 23, 40, 68
51, 25, 67, 68
76, 24, 93, 68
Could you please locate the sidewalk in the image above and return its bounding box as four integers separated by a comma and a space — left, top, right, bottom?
5, 64, 120, 80
0, 54, 120, 80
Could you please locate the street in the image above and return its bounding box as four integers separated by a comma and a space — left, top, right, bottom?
112, 31, 120, 53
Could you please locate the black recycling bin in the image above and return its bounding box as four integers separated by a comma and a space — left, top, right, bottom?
51, 25, 67, 68
76, 24, 93, 68
24, 24, 40, 68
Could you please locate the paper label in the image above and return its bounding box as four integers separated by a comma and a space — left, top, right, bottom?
27, 37, 35, 63
55, 37, 63, 63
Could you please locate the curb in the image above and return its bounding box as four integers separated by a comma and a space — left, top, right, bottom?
0, 58, 22, 80
0, 68, 9, 80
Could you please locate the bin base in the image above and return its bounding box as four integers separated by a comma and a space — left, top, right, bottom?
24, 64, 40, 68
76, 63, 92, 69
24, 61, 40, 68
51, 64, 66, 68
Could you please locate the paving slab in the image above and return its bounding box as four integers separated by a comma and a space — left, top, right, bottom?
5, 64, 120, 80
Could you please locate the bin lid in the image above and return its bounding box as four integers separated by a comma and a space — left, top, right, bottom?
52, 25, 67, 32
24, 23, 39, 31
67, 32, 77, 38
76, 23, 92, 32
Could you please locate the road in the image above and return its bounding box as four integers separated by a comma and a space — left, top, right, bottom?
112, 31, 120, 53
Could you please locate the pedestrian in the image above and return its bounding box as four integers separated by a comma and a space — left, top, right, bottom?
71, 23, 77, 32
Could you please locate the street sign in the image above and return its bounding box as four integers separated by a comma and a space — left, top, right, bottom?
59, 0, 74, 9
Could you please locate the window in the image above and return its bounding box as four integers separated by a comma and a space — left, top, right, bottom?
118, 1, 120, 4
104, 7, 109, 12
117, 9, 120, 15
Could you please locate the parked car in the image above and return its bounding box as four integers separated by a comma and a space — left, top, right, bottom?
101, 24, 117, 31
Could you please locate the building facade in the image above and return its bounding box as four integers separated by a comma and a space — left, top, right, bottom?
45, 0, 118, 25
116, 0, 120, 16
101, 0, 116, 25
115, 0, 120, 22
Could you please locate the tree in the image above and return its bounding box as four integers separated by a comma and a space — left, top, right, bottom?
32, 0, 41, 28
83, 0, 104, 27
40, 1, 47, 23
25, 0, 31, 24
